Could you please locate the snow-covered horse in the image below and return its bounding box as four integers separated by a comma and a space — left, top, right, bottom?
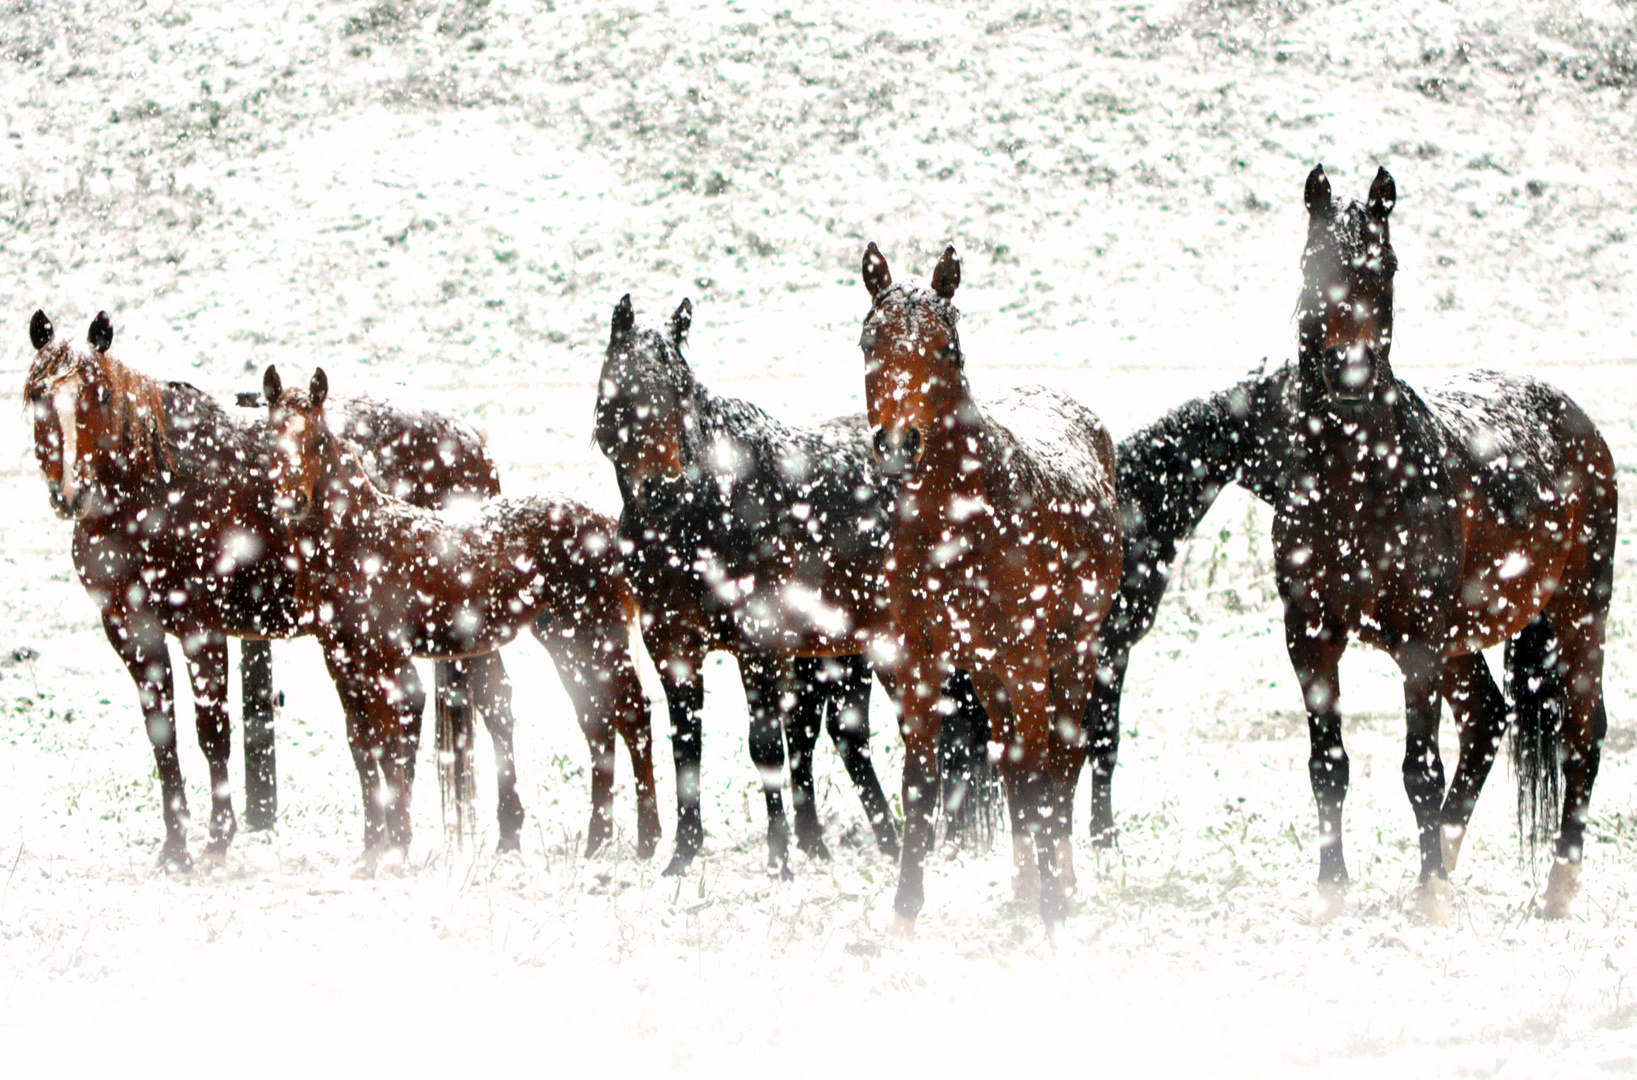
1273, 165, 1615, 921
24, 311, 509, 867
262, 366, 660, 867
858, 244, 1123, 931
596, 295, 996, 878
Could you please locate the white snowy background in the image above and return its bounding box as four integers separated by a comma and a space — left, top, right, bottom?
3, 0, 1637, 1074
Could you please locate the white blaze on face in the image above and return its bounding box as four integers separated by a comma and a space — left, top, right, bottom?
52, 380, 80, 507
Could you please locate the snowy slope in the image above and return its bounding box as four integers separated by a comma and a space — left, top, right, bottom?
4, 0, 1637, 1075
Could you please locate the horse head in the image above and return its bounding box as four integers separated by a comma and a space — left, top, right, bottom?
595, 293, 695, 511
24, 310, 127, 520
857, 242, 964, 481
262, 364, 330, 524
1298, 164, 1398, 407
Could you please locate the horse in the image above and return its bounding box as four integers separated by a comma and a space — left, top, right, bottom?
1271, 164, 1615, 920
262, 366, 659, 867
858, 243, 1124, 931
23, 310, 517, 869
596, 295, 996, 878
1089, 361, 1524, 889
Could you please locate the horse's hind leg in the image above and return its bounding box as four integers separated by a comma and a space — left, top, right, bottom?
539, 636, 618, 858
1085, 650, 1128, 848
102, 607, 191, 871
786, 658, 830, 861
1047, 665, 1091, 898
181, 630, 237, 859
468, 652, 527, 851
1437, 652, 1508, 874
939, 668, 997, 853
830, 657, 898, 858
1543, 616, 1608, 919
741, 655, 794, 879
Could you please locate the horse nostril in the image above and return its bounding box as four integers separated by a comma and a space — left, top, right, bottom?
872, 426, 889, 460
903, 427, 922, 459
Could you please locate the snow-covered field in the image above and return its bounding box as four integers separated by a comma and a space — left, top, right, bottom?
4, 0, 1637, 1074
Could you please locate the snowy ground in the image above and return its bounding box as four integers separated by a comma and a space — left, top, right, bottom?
4, 0, 1637, 1074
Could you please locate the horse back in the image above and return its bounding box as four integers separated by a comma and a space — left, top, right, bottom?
978, 385, 1119, 519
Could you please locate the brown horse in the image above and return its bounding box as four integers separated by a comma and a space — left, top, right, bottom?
263, 366, 659, 866
858, 244, 1124, 930
1279, 165, 1615, 920
23, 310, 510, 869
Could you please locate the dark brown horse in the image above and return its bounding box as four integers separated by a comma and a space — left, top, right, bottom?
599, 296, 952, 877
1278, 165, 1615, 920
23, 311, 511, 869
858, 244, 1124, 931
263, 366, 659, 867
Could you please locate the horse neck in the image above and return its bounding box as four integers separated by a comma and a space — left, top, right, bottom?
84, 355, 171, 497
1292, 347, 1409, 480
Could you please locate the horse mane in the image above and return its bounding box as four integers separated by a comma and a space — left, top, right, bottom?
25, 345, 174, 475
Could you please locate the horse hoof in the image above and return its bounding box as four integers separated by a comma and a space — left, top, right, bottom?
796, 836, 832, 862
661, 850, 696, 877
1541, 859, 1581, 920
495, 833, 522, 856
1312, 880, 1348, 923
1412, 876, 1455, 927
767, 860, 795, 882
201, 839, 231, 867
158, 846, 193, 875
889, 912, 916, 938
1089, 826, 1118, 850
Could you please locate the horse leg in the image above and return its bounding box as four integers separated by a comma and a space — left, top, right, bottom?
786, 658, 830, 861
741, 655, 794, 879
556, 624, 659, 859
1285, 606, 1350, 916
970, 673, 1035, 901
1000, 664, 1069, 930
433, 659, 477, 844
1085, 649, 1128, 847
102, 607, 190, 871
240, 638, 277, 831
322, 649, 404, 866
1048, 664, 1091, 899
890, 655, 947, 933
1437, 652, 1509, 874
181, 630, 237, 860
829, 657, 899, 858
468, 652, 527, 851
939, 668, 996, 852
1543, 617, 1608, 919
538, 635, 617, 858
398, 660, 426, 796
657, 651, 707, 876
1396, 643, 1452, 924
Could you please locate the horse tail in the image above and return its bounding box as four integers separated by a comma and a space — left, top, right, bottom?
939, 670, 1002, 851
1506, 613, 1565, 852
435, 659, 478, 847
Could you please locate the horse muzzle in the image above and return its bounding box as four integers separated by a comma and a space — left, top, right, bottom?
47, 480, 93, 520
873, 425, 922, 480
1322, 347, 1379, 404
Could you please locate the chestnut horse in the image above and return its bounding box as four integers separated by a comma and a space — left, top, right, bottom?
263, 366, 659, 866
597, 295, 995, 877
23, 311, 511, 868
1277, 165, 1615, 920
859, 244, 1123, 930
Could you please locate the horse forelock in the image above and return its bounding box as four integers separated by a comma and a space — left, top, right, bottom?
864, 281, 963, 366
1300, 201, 1396, 313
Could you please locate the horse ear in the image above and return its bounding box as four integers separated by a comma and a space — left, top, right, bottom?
263, 366, 283, 406
1367, 166, 1397, 219
668, 298, 692, 351
29, 310, 52, 350
862, 242, 892, 300
310, 368, 328, 408
931, 245, 961, 300
87, 311, 113, 352
1303, 164, 1332, 218
610, 294, 635, 344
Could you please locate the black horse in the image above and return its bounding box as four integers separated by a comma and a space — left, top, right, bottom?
595, 295, 992, 877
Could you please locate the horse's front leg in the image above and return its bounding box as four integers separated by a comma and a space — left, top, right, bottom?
1000, 663, 1070, 930
180, 630, 237, 860
740, 655, 794, 879
322, 645, 402, 866
786, 658, 831, 861
970, 672, 1035, 902
1284, 604, 1350, 917
102, 605, 190, 871
890, 654, 945, 933
1397, 642, 1452, 924
651, 640, 707, 876
1437, 652, 1508, 874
